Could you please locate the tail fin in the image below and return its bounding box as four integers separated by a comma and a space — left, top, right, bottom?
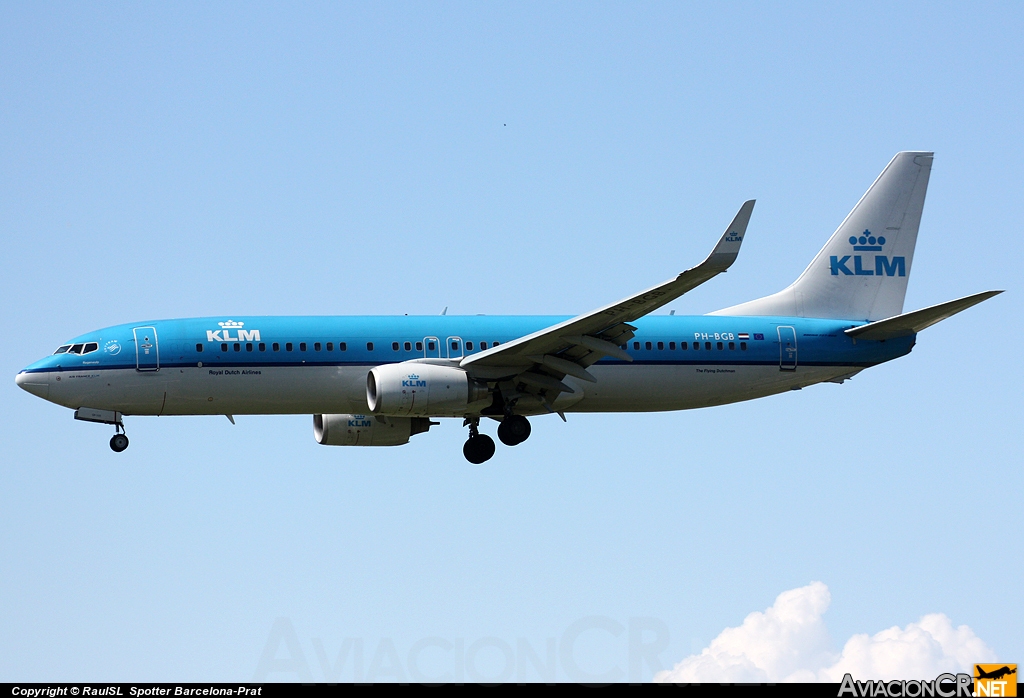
712, 151, 934, 321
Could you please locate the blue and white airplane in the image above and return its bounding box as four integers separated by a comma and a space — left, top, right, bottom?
15, 152, 1001, 462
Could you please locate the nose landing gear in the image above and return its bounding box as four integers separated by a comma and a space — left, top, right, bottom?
497, 415, 531, 446
74, 408, 130, 453
110, 433, 129, 452
109, 422, 129, 452
462, 417, 495, 464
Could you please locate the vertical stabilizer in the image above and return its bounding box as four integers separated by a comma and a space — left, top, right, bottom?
712, 151, 933, 321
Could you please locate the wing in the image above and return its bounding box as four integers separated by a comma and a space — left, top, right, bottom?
460, 200, 755, 409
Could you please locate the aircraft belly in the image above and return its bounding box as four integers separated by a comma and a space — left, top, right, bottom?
53, 363, 858, 417
570, 364, 853, 413
162, 365, 370, 415
50, 369, 171, 415
55, 366, 369, 416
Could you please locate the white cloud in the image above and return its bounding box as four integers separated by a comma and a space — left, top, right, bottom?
654, 583, 996, 683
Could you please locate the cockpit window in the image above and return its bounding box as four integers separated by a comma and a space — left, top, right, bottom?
60, 342, 99, 355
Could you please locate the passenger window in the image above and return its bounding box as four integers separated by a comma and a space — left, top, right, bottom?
221, 343, 228, 352
669, 342, 676, 350
480, 341, 487, 349
196, 344, 204, 352
657, 341, 664, 350
705, 342, 712, 350
416, 341, 423, 351
466, 342, 473, 350
314, 342, 321, 351
729, 342, 735, 350
633, 342, 640, 350
427, 341, 435, 351
326, 342, 333, 351
246, 343, 253, 352
259, 343, 266, 351
234, 343, 241, 352
493, 341, 499, 346
340, 342, 347, 351
392, 342, 400, 351
681, 342, 687, 350
54, 345, 71, 354
286, 343, 293, 351
741, 342, 747, 350
692, 342, 699, 350
273, 343, 280, 351
300, 343, 307, 351
367, 342, 374, 351
451, 341, 459, 351
404, 341, 411, 351
644, 341, 651, 350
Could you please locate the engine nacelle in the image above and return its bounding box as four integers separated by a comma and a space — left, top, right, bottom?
366, 362, 490, 416
313, 413, 433, 447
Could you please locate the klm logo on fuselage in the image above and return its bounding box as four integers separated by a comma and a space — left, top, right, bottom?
206, 320, 261, 342
402, 373, 426, 388
830, 230, 905, 277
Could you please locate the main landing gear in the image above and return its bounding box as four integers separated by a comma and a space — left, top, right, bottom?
463, 414, 532, 463
497, 414, 531, 446
463, 417, 495, 464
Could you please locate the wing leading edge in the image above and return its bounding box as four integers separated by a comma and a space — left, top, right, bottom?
460, 200, 755, 408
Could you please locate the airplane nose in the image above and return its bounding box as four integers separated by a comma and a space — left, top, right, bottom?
15, 371, 49, 399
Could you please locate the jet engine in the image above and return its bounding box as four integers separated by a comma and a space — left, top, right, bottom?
313, 413, 434, 447
366, 362, 490, 417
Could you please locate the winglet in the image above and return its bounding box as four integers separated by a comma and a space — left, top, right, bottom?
698, 199, 755, 274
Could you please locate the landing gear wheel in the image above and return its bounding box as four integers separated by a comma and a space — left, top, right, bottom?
497, 415, 531, 446
463, 434, 496, 464
110, 433, 129, 452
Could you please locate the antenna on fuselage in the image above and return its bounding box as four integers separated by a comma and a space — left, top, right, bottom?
441, 307, 447, 315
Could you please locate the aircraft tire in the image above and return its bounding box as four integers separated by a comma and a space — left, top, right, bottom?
463, 434, 495, 464
110, 434, 129, 453
497, 415, 531, 446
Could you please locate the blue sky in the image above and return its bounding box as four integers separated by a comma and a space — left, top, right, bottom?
1, 1, 1021, 682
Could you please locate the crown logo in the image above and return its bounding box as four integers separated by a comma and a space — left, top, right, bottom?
407, 374, 420, 380
849, 229, 885, 251
218, 320, 244, 328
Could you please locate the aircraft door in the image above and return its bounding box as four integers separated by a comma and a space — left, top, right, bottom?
447, 336, 464, 360
133, 326, 160, 371
423, 336, 440, 359
778, 326, 797, 371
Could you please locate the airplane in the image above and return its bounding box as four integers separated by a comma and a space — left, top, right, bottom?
15, 151, 1002, 463
975, 666, 1017, 681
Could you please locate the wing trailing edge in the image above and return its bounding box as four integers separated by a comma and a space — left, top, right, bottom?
458, 200, 755, 404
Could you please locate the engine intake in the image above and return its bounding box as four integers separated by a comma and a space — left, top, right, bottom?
313, 413, 433, 447
366, 362, 490, 416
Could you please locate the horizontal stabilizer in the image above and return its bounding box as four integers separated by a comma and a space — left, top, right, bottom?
845, 290, 1003, 341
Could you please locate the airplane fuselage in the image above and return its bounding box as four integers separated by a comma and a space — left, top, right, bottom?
16, 314, 913, 418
